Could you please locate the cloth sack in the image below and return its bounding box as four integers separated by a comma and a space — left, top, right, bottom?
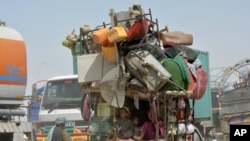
176, 46, 199, 63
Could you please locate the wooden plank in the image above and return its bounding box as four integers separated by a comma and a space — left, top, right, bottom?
81, 83, 191, 99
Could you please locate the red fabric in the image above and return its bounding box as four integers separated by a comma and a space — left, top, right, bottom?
177, 110, 185, 120
82, 96, 89, 120
190, 68, 208, 100
127, 19, 150, 41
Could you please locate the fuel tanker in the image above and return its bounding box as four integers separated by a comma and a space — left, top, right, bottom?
0, 21, 35, 141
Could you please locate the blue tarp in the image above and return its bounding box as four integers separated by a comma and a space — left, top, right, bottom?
36, 86, 44, 95
28, 101, 41, 122
28, 86, 44, 122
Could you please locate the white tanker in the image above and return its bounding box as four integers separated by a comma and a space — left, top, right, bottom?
0, 21, 35, 141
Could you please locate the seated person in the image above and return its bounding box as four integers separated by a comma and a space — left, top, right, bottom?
137, 110, 165, 141
131, 116, 141, 140
116, 107, 133, 139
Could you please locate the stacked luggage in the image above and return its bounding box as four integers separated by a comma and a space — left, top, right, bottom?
61, 4, 208, 100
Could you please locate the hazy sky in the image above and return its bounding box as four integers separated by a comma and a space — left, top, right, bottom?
1, 1, 250, 95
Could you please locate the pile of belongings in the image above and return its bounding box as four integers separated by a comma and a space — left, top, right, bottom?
62, 25, 102, 56
61, 4, 208, 100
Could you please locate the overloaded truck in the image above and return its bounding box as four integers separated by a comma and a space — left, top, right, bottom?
60, 4, 212, 141
0, 21, 35, 141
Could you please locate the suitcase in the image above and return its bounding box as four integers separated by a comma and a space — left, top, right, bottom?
125, 49, 171, 91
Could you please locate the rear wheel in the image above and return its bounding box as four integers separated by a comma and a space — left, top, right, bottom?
193, 128, 204, 141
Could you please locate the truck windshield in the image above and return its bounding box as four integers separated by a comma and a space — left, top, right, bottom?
41, 78, 83, 109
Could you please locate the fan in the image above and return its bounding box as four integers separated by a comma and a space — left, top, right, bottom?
100, 65, 126, 108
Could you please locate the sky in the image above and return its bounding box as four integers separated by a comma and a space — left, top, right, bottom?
1, 1, 250, 95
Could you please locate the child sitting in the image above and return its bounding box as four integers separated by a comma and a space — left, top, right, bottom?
131, 116, 141, 140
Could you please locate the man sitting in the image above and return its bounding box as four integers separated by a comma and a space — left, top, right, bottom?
116, 107, 134, 140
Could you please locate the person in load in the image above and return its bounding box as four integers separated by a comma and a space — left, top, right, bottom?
116, 107, 134, 140
131, 116, 141, 140
137, 110, 164, 141
47, 117, 72, 141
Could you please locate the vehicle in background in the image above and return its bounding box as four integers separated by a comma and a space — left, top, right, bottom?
27, 80, 46, 123
0, 21, 35, 141
216, 58, 250, 141
36, 75, 88, 140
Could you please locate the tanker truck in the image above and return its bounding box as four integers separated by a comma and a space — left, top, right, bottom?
0, 21, 35, 141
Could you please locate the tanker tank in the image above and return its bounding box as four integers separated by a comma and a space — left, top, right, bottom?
0, 21, 27, 116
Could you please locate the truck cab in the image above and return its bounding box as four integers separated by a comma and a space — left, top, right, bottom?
37, 75, 88, 140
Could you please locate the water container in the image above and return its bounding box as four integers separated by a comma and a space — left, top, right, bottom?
92, 28, 109, 44
101, 39, 116, 63
107, 26, 127, 42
